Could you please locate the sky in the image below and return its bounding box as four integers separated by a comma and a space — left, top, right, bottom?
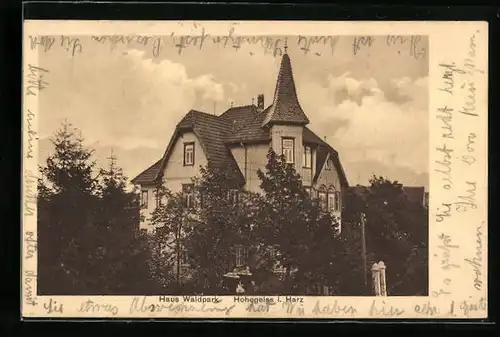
38, 34, 429, 189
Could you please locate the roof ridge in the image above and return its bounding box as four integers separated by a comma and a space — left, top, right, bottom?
219, 104, 258, 118
189, 109, 219, 118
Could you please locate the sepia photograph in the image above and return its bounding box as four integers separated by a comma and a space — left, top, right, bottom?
22, 20, 487, 319
34, 33, 429, 297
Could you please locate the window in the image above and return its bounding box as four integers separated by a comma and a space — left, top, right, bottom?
328, 192, 335, 212
182, 184, 195, 209
282, 138, 295, 164
141, 190, 148, 208
318, 191, 327, 211
303, 145, 312, 168
235, 245, 246, 267
335, 191, 341, 212
155, 190, 163, 208
184, 142, 195, 166
326, 188, 341, 212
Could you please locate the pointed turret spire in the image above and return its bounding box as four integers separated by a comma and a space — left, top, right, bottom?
262, 49, 309, 126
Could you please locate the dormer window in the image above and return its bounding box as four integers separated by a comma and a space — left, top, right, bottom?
282, 137, 295, 164
303, 145, 312, 168
184, 142, 195, 166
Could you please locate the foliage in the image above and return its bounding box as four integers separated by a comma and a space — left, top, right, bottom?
256, 149, 343, 294
37, 121, 153, 295
37, 122, 99, 294
343, 176, 429, 296
182, 163, 257, 294
37, 122, 427, 296
150, 186, 192, 292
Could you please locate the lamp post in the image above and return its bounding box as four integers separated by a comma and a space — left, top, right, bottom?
360, 212, 367, 294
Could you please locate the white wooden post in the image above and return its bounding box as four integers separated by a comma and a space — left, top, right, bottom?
379, 261, 387, 296
371, 263, 381, 296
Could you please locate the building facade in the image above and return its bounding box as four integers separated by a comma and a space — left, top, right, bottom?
132, 51, 349, 291
132, 51, 349, 235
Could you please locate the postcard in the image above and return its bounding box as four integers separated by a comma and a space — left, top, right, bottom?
22, 20, 488, 319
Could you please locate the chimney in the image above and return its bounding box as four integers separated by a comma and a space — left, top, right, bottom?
257, 94, 264, 112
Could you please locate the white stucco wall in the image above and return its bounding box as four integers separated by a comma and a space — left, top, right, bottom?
270, 125, 304, 171
245, 143, 271, 193
315, 156, 342, 190
162, 131, 208, 192
139, 131, 207, 232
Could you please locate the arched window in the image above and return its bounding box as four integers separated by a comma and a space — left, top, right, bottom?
327, 186, 336, 213
318, 185, 327, 211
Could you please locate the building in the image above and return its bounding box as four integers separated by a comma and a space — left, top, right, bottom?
349, 185, 428, 208
132, 50, 348, 235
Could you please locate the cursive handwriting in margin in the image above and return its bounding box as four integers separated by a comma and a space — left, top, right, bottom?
129, 296, 235, 316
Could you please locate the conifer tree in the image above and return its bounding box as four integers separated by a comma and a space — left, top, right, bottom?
37, 121, 99, 294
94, 150, 152, 294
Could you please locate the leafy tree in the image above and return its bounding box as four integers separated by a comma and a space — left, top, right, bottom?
150, 185, 192, 292
344, 176, 428, 296
183, 163, 255, 294
256, 149, 341, 294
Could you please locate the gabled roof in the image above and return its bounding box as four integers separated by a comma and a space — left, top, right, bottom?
262, 53, 310, 126
305, 128, 348, 188
163, 109, 245, 185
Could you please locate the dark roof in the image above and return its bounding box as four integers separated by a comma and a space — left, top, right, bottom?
219, 105, 271, 143
132, 53, 348, 188
262, 53, 310, 126
164, 109, 245, 185
131, 159, 162, 185
348, 185, 426, 205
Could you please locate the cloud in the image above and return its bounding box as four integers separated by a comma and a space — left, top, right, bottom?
39, 48, 227, 150
299, 74, 428, 186
39, 41, 428, 188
